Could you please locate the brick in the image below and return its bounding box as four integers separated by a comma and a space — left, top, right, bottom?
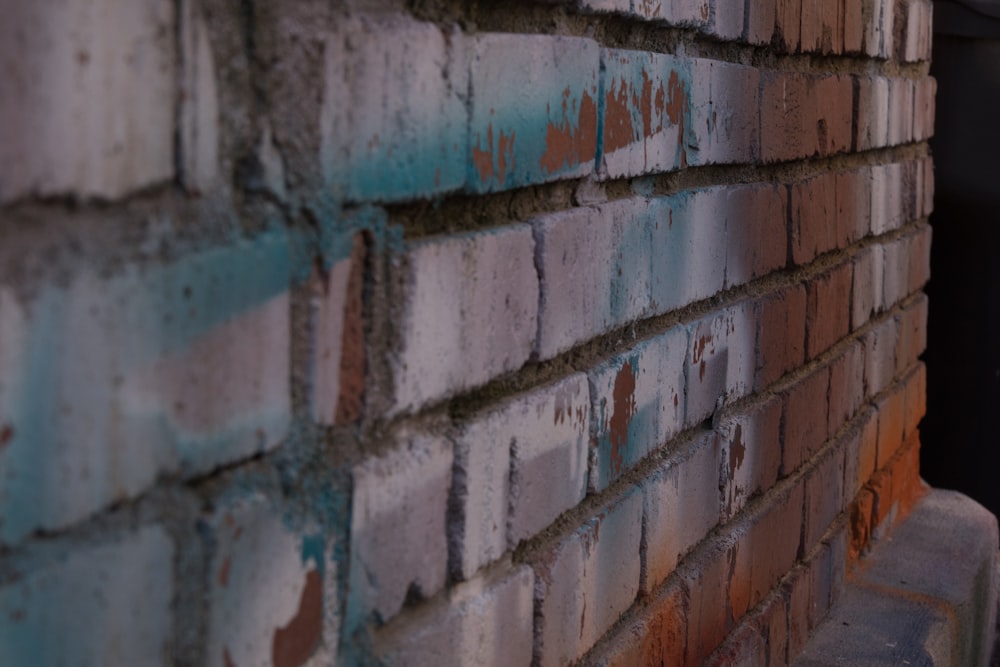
376, 567, 534, 667
632, 0, 710, 25
724, 184, 788, 287
870, 162, 906, 235
0, 526, 173, 666
907, 224, 932, 294
829, 341, 865, 435
846, 407, 879, 499
392, 225, 538, 413
755, 284, 807, 390
913, 76, 936, 141
729, 480, 806, 624
801, 0, 844, 54
0, 233, 292, 546
592, 581, 687, 667
760, 72, 851, 162
835, 167, 872, 248
747, 0, 777, 44
844, 0, 864, 52
813, 75, 854, 155
650, 191, 727, 315
719, 396, 783, 521
535, 491, 643, 667
870, 432, 924, 534
579, 0, 630, 13
862, 0, 894, 58
348, 430, 451, 625
534, 199, 652, 358
686, 299, 757, 425
206, 496, 335, 667
806, 260, 853, 359
322, 17, 467, 202
708, 0, 746, 40
790, 172, 838, 265
919, 157, 935, 218
784, 567, 811, 660
851, 246, 884, 330
178, 1, 219, 192
455, 374, 590, 578
887, 77, 914, 147
863, 317, 898, 398
600, 50, 690, 179
783, 365, 830, 474
903, 362, 927, 440
310, 234, 365, 426
749, 592, 789, 667
896, 295, 928, 376
689, 60, 760, 166
856, 76, 890, 150
775, 0, 802, 51
803, 442, 846, 550
704, 622, 766, 666
875, 385, 906, 469
469, 34, 599, 192
590, 327, 688, 490
848, 488, 875, 560
644, 432, 723, 588
0, 0, 175, 203
680, 536, 738, 666
902, 0, 924, 62
881, 236, 909, 310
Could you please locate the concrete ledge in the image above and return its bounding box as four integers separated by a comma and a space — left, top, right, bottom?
794, 489, 999, 666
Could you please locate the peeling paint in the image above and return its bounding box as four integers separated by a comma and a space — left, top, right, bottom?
271, 570, 323, 667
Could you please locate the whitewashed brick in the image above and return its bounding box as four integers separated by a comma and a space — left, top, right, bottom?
644, 432, 723, 588
0, 233, 292, 546
686, 300, 758, 425
689, 60, 760, 166
590, 327, 688, 490
349, 430, 451, 625
468, 34, 599, 192
321, 16, 467, 202
0, 526, 173, 666
535, 491, 644, 667
718, 396, 783, 521
206, 496, 335, 667
870, 162, 906, 235
650, 191, 728, 314
0, 0, 175, 203
857, 76, 890, 150
888, 78, 914, 146
393, 225, 538, 414
179, 0, 219, 192
376, 567, 534, 667
852, 246, 885, 329
534, 199, 653, 358
709, 2, 747, 41
882, 236, 910, 309
579, 0, 630, 13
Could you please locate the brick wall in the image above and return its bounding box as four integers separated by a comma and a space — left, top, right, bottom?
0, 0, 934, 664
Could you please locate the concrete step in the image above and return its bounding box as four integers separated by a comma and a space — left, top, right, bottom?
793, 489, 999, 666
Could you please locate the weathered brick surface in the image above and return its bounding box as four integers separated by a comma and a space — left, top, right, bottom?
689, 60, 760, 165
719, 397, 784, 521
589, 581, 687, 667
349, 430, 451, 625
783, 365, 831, 475
723, 184, 788, 287
686, 300, 758, 425
756, 284, 808, 390
590, 327, 687, 490
0, 526, 174, 666
392, 225, 538, 413
806, 260, 853, 359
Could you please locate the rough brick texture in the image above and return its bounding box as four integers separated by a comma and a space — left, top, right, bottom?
0, 0, 934, 664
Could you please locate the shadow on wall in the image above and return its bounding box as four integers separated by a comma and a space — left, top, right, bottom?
922, 0, 1000, 519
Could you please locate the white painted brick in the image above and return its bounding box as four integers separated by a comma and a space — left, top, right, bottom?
0, 233, 292, 546
858, 76, 890, 150
507, 375, 590, 545
0, 526, 173, 666
589, 327, 688, 490
206, 495, 335, 667
579, 0, 630, 12
321, 16, 468, 202
718, 396, 783, 521
863, 317, 898, 398
535, 491, 644, 667
534, 199, 653, 359
851, 246, 885, 329
903, 0, 922, 62
376, 567, 534, 667
601, 50, 687, 179
349, 430, 451, 625
469, 34, 600, 192
686, 299, 758, 426
393, 225, 538, 414
709, 0, 747, 40
870, 162, 905, 235
888, 78, 914, 146
644, 432, 723, 588
179, 0, 219, 192
882, 236, 910, 309
650, 191, 728, 315
689, 60, 760, 166
0, 0, 175, 203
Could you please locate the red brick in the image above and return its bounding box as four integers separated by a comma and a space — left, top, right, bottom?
848, 488, 875, 561
907, 224, 932, 294
835, 167, 872, 248
719, 396, 783, 521
807, 524, 847, 630
595, 581, 688, 667
806, 260, 852, 359
875, 384, 905, 469
747, 0, 777, 45
844, 0, 864, 52
851, 246, 884, 330
703, 622, 767, 666
783, 365, 830, 474
749, 591, 789, 667
803, 440, 846, 551
801, 0, 845, 54
756, 285, 807, 390
680, 537, 738, 667
760, 72, 852, 162
790, 173, 838, 265
729, 481, 805, 623
903, 362, 927, 440
828, 341, 864, 436
863, 316, 898, 398
913, 76, 936, 141
724, 184, 788, 287
896, 294, 928, 375
856, 76, 890, 150
775, 0, 802, 52
869, 431, 924, 535
784, 566, 811, 660
888, 77, 914, 146
812, 75, 854, 155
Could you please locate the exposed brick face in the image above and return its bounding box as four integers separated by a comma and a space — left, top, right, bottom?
1, 0, 933, 664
